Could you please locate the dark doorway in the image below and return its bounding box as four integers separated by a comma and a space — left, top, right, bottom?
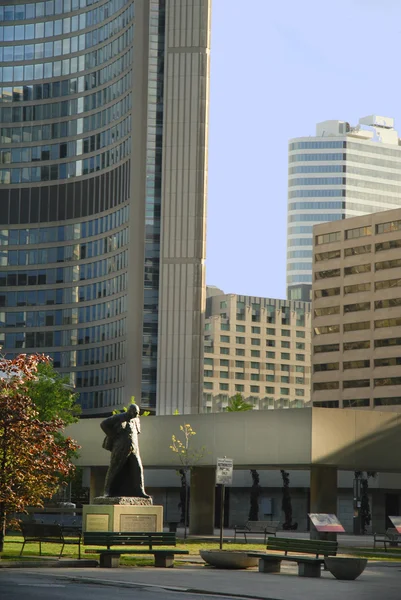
385, 493, 399, 529
214, 486, 230, 528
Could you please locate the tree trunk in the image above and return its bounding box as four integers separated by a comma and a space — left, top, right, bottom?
0, 504, 6, 553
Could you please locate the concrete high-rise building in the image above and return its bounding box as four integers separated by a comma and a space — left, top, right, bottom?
312, 208, 401, 410
203, 287, 311, 412
287, 115, 401, 302
0, 0, 211, 416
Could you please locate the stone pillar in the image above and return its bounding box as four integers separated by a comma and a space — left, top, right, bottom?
89, 467, 107, 502
310, 466, 337, 540
189, 466, 215, 535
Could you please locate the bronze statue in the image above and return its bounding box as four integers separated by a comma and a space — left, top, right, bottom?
101, 404, 150, 498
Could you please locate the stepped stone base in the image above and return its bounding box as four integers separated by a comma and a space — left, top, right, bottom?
93, 496, 153, 506
83, 503, 163, 533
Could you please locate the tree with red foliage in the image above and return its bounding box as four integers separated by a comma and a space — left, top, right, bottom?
0, 354, 79, 552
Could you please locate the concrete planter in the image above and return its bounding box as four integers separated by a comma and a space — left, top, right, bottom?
324, 557, 368, 580
199, 550, 259, 569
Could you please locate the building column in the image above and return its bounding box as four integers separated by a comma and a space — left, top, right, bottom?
89, 467, 107, 503
189, 467, 216, 535
310, 466, 338, 540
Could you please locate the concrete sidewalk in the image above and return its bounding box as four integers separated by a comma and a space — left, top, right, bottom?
10, 560, 401, 600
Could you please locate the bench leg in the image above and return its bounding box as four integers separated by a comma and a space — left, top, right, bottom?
298, 563, 321, 578
100, 553, 121, 568
154, 554, 174, 568
258, 559, 281, 574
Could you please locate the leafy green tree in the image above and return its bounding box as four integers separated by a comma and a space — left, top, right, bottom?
25, 361, 81, 424
0, 354, 78, 552
225, 393, 253, 412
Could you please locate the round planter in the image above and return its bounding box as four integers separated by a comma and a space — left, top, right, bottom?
324, 557, 367, 580
199, 550, 259, 569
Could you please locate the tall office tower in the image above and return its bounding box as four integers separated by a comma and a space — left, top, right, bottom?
203, 287, 311, 412
0, 0, 211, 416
287, 115, 401, 302
312, 208, 401, 410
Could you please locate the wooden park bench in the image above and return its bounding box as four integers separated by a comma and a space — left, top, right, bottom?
248, 536, 338, 578
20, 522, 82, 559
83, 531, 189, 568
374, 528, 401, 551
234, 520, 280, 544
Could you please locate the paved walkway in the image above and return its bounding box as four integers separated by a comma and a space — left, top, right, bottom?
9, 560, 401, 600
3, 528, 400, 599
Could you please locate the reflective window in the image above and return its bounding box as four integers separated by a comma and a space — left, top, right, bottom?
314, 305, 340, 317
374, 337, 401, 349
344, 264, 371, 276
344, 282, 370, 294
343, 399, 370, 408
375, 317, 401, 329
343, 321, 370, 332
374, 357, 401, 368
314, 324, 340, 335
345, 226, 372, 240
315, 249, 341, 261
289, 153, 345, 162
315, 231, 341, 245
344, 360, 370, 370
375, 258, 401, 271
376, 220, 401, 234
376, 239, 401, 253
375, 278, 401, 291
344, 244, 371, 257
343, 380, 370, 389
344, 302, 370, 313
314, 287, 340, 298
375, 377, 401, 387
314, 381, 339, 390
374, 397, 401, 407
315, 268, 340, 280
343, 340, 370, 351
314, 362, 339, 372
314, 343, 340, 353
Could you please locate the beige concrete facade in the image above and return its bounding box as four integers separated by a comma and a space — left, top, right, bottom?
156, 0, 211, 415
67, 408, 401, 472
202, 288, 311, 411
312, 207, 401, 409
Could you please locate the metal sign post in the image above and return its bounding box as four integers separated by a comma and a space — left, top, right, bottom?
216, 457, 233, 550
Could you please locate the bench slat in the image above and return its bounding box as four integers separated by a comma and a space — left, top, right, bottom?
266, 537, 337, 558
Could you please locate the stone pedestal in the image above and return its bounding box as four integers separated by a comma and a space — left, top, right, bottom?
82, 496, 163, 532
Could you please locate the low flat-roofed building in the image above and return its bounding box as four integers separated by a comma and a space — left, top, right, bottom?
312, 207, 401, 410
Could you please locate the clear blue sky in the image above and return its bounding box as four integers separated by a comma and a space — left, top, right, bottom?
206, 0, 401, 299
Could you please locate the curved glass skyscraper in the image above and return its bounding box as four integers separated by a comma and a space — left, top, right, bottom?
0, 0, 211, 416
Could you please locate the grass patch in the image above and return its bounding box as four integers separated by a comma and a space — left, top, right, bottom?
1, 535, 268, 565
4, 535, 400, 565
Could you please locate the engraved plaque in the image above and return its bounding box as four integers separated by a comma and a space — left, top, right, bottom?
86, 513, 109, 532
120, 514, 157, 531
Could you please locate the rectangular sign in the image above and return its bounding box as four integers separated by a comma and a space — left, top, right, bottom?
120, 514, 157, 532
216, 457, 233, 485
308, 513, 345, 533
86, 513, 109, 532
389, 516, 401, 533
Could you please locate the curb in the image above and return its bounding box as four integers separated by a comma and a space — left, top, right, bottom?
0, 560, 98, 569
14, 570, 283, 600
